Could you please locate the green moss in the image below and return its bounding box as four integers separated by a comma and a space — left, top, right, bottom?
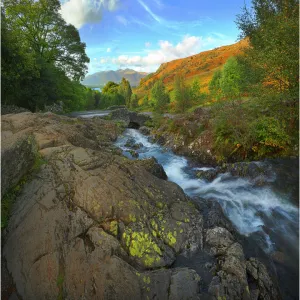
57, 273, 64, 300
32, 155, 47, 171
129, 214, 137, 222
109, 221, 118, 236
143, 276, 151, 284
123, 230, 162, 267
1, 174, 29, 228
156, 202, 164, 209
167, 231, 177, 246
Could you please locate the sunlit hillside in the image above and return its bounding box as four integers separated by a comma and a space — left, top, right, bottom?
135, 39, 248, 97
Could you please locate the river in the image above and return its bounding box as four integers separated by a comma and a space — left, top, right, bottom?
115, 128, 299, 300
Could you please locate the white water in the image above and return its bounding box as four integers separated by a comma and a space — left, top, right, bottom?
116, 129, 299, 254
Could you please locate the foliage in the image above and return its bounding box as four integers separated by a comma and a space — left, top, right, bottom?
102, 81, 120, 94
173, 74, 192, 113
4, 0, 89, 80
118, 78, 132, 107
219, 57, 244, 99
236, 0, 299, 98
150, 80, 170, 113
1, 0, 90, 112
130, 94, 139, 109
209, 69, 222, 100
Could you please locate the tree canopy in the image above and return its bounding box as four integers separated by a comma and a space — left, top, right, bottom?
1, 0, 90, 111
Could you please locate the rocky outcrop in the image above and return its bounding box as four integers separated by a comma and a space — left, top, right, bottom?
2, 112, 202, 299
109, 108, 151, 128
1, 112, 280, 300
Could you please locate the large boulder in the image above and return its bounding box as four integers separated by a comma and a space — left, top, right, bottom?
2, 112, 203, 299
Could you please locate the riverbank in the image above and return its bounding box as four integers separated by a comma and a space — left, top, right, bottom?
1, 111, 288, 299
116, 127, 299, 300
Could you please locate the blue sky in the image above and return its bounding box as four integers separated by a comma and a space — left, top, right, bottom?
60, 0, 251, 75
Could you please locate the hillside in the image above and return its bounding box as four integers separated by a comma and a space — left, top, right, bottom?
82, 68, 148, 88
135, 39, 248, 96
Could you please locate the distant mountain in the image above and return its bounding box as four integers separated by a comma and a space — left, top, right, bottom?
136, 39, 248, 95
81, 68, 148, 88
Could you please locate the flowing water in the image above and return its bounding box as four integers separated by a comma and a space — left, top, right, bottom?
115, 128, 299, 300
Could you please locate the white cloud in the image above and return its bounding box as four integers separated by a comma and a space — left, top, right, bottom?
116, 15, 128, 26
60, 0, 119, 29
145, 42, 151, 47
100, 58, 107, 63
112, 35, 201, 71
107, 48, 111, 52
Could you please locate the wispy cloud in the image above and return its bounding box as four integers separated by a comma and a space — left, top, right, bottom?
137, 0, 163, 23
116, 15, 128, 26
145, 42, 151, 47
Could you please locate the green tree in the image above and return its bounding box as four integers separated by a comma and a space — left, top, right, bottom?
118, 77, 132, 107
236, 0, 299, 98
4, 0, 89, 80
190, 78, 202, 104
150, 80, 170, 113
173, 74, 192, 113
102, 81, 119, 94
209, 69, 222, 100
220, 57, 244, 99
130, 94, 138, 109
142, 94, 149, 106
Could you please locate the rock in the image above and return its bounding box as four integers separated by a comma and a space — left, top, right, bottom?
129, 149, 139, 158
1, 114, 38, 196
205, 227, 235, 256
140, 268, 201, 300
196, 168, 218, 181
2, 112, 204, 299
197, 199, 237, 235
133, 157, 168, 180
271, 251, 285, 264
132, 142, 143, 150
139, 126, 151, 135
125, 137, 136, 148
246, 258, 280, 300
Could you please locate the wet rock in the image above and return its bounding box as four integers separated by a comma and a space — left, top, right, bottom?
271, 251, 285, 264
132, 142, 143, 150
139, 126, 151, 135
125, 137, 136, 148
133, 157, 168, 180
129, 150, 139, 158
196, 169, 218, 181
196, 199, 236, 235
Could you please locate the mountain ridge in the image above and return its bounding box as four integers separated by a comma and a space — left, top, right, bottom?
82, 69, 148, 88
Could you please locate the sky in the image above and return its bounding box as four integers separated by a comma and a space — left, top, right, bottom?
59, 0, 251, 75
